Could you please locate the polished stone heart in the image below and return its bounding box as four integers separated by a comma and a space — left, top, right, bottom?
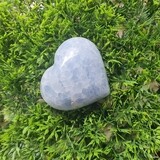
40, 37, 110, 110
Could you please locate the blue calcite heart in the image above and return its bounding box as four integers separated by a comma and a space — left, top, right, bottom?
40, 37, 110, 110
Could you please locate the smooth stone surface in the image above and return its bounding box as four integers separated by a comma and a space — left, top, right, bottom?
40, 37, 110, 110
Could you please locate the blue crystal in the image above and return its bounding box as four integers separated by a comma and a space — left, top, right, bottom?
40, 37, 110, 110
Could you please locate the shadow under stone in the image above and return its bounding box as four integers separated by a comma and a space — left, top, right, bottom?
52, 102, 107, 127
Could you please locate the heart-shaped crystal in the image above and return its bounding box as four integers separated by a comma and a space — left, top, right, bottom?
40, 37, 110, 110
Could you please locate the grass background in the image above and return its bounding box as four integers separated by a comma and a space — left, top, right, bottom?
0, 0, 160, 159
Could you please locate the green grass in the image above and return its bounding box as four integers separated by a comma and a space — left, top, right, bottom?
0, 0, 160, 159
